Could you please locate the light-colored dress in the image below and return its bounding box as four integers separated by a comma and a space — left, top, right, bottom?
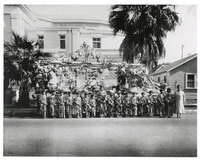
175, 91, 185, 114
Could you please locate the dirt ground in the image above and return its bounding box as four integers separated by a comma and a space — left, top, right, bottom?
4, 112, 197, 157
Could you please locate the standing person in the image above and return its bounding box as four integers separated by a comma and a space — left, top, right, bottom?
164, 88, 175, 118
113, 92, 122, 118
175, 85, 186, 118
67, 92, 73, 118
106, 93, 114, 117
36, 90, 42, 115
157, 89, 165, 118
58, 91, 65, 118
49, 91, 56, 118
123, 93, 130, 117
96, 95, 101, 118
153, 95, 159, 116
99, 86, 107, 117
54, 91, 60, 118
89, 94, 96, 117
63, 91, 68, 118
96, 92, 106, 118
72, 93, 78, 118
147, 90, 155, 117
75, 92, 82, 118
130, 92, 138, 117
82, 92, 89, 118
40, 90, 47, 118
138, 92, 148, 117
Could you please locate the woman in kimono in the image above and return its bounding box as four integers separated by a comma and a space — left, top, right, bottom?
175, 85, 186, 118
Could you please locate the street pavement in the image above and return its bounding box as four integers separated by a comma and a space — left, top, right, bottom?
4, 112, 197, 157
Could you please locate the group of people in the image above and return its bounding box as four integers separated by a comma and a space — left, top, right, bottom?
37, 85, 185, 119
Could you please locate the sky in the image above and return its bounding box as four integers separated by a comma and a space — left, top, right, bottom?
29, 5, 197, 63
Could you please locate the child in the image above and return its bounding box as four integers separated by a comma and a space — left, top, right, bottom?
164, 88, 175, 118
74, 92, 82, 118
66, 92, 73, 118
147, 90, 155, 117
82, 92, 89, 118
40, 90, 47, 118
157, 89, 165, 118
48, 91, 56, 118
131, 92, 138, 116
89, 94, 96, 117
58, 91, 65, 118
106, 93, 114, 117
138, 92, 147, 116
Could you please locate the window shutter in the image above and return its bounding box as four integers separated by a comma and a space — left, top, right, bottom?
185, 73, 187, 89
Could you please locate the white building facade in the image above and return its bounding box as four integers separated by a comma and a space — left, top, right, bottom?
4, 5, 124, 62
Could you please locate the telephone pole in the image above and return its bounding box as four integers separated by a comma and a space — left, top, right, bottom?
181, 45, 184, 59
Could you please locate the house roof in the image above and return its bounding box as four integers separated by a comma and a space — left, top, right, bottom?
151, 53, 197, 75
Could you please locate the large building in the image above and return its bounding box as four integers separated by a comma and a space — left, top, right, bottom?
4, 5, 124, 62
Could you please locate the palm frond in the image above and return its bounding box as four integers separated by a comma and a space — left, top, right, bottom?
109, 5, 180, 72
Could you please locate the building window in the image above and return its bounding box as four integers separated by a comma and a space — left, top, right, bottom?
38, 35, 44, 49
60, 35, 66, 49
93, 37, 101, 48
164, 75, 167, 83
158, 77, 160, 83
186, 73, 197, 89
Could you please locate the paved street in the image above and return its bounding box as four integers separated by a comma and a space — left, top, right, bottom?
4, 112, 197, 157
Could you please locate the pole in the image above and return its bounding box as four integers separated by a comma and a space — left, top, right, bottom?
181, 45, 184, 59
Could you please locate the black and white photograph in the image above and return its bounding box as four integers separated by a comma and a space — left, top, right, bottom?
2, 0, 198, 158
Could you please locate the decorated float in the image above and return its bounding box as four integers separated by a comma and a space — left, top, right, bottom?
32, 42, 160, 96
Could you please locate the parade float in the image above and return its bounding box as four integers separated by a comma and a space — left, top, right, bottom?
33, 42, 160, 97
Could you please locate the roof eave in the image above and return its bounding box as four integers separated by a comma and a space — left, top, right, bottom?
167, 55, 197, 72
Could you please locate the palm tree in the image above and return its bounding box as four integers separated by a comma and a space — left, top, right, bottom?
109, 5, 180, 72
4, 32, 42, 106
